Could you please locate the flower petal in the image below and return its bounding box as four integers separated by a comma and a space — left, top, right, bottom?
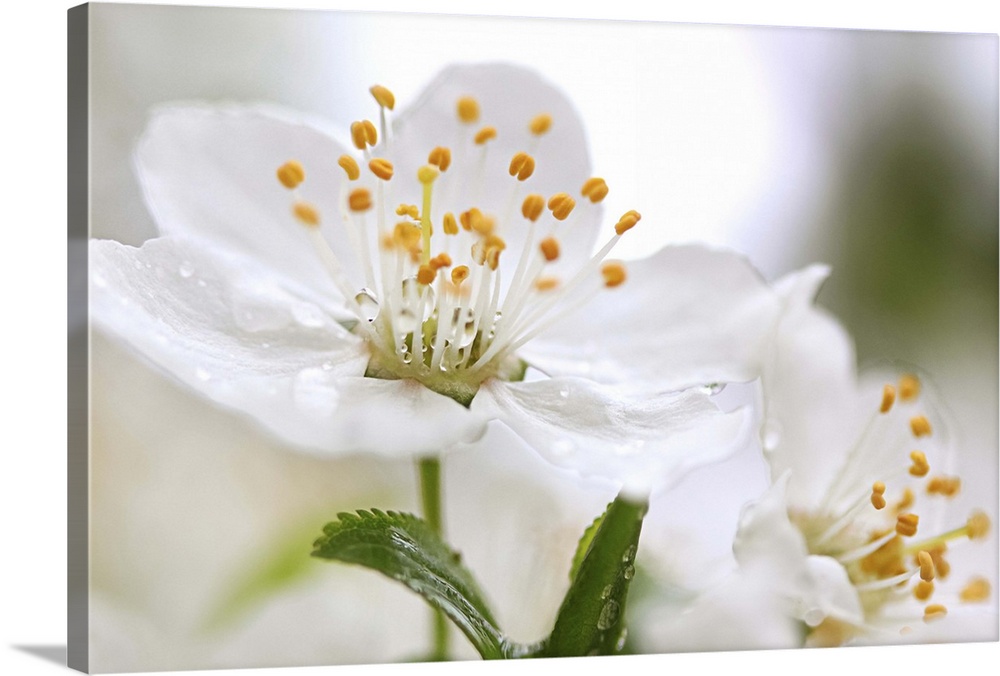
135, 105, 361, 305
390, 63, 601, 278
518, 244, 782, 390
471, 376, 752, 497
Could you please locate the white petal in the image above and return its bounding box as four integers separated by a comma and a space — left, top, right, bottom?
761, 264, 859, 510
733, 473, 811, 581
519, 244, 782, 390
390, 63, 601, 278
471, 377, 752, 497
135, 105, 361, 306
799, 555, 865, 628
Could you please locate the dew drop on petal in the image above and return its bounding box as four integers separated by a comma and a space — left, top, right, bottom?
397, 309, 419, 334
762, 419, 783, 451
194, 367, 211, 382
597, 600, 620, 630
354, 288, 380, 323
293, 367, 340, 416
196, 279, 207, 288
291, 301, 325, 328
178, 261, 195, 278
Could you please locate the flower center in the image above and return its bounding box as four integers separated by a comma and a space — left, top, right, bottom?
791, 374, 992, 644
275, 83, 640, 405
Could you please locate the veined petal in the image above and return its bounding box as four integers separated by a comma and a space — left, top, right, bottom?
135, 105, 360, 306
471, 377, 752, 498
518, 244, 782, 390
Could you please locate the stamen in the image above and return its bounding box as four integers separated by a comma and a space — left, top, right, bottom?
967, 511, 990, 540
430, 253, 452, 270
369, 84, 396, 110
547, 193, 575, 221
922, 604, 947, 622
428, 146, 452, 172
601, 261, 627, 288
338, 155, 361, 181
896, 513, 919, 537
529, 113, 552, 135
959, 577, 991, 603
396, 204, 419, 220
443, 212, 459, 235
895, 488, 915, 512
451, 265, 469, 286
871, 481, 887, 510
581, 177, 609, 203
614, 210, 642, 235
350, 120, 377, 150
914, 580, 935, 600
926, 475, 961, 497
509, 152, 536, 181
418, 166, 439, 266
880, 384, 896, 413
535, 276, 559, 291
927, 546, 951, 579
276, 160, 305, 189
369, 158, 394, 181
474, 126, 497, 145
417, 265, 436, 286
292, 201, 320, 227
539, 237, 560, 262
910, 415, 932, 438
521, 194, 545, 221
393, 222, 421, 252
917, 550, 935, 581
348, 188, 372, 212
899, 374, 921, 401
457, 96, 480, 123
909, 451, 930, 477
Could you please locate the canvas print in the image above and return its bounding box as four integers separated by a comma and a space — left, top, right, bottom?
69, 3, 998, 672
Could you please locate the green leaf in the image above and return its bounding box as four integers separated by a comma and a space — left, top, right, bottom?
312, 509, 511, 660
568, 506, 609, 582
541, 494, 647, 657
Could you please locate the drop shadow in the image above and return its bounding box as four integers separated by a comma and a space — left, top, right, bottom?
11, 644, 67, 667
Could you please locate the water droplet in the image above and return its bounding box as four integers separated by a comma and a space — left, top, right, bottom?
194, 367, 211, 382
597, 600, 620, 630
558, 387, 570, 399
260, 342, 271, 349
196, 279, 207, 288
354, 288, 380, 323
178, 261, 195, 278
291, 301, 325, 328
702, 382, 726, 395
321, 361, 334, 371
421, 285, 437, 321
621, 545, 637, 564
623, 564, 635, 580
762, 418, 783, 451
600, 584, 614, 600
615, 628, 628, 652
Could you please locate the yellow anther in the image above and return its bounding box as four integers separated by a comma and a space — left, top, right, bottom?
417, 264, 437, 286
871, 482, 887, 510
909, 451, 930, 477
966, 511, 990, 540
276, 160, 305, 189
457, 96, 480, 123
917, 550, 935, 581
922, 604, 947, 622
859, 534, 906, 578
451, 265, 470, 285
601, 261, 627, 289
521, 194, 545, 222
474, 126, 497, 145
428, 146, 452, 172
443, 212, 459, 236
539, 237, 560, 262
895, 487, 915, 512
393, 222, 421, 251
896, 513, 919, 537
927, 546, 951, 579
529, 113, 552, 135
910, 415, 932, 438
880, 384, 896, 413
460, 208, 487, 234
614, 210, 642, 235
350, 120, 377, 150
292, 201, 320, 227
508, 152, 536, 181
348, 188, 372, 212
535, 276, 560, 292
430, 252, 452, 270
396, 204, 419, 220
899, 374, 921, 401
548, 193, 576, 221
914, 580, 935, 601
959, 577, 991, 603
338, 155, 361, 181
369, 158, 394, 181
485, 234, 506, 253
581, 177, 609, 203
417, 165, 439, 185
486, 246, 502, 271
926, 476, 961, 497
369, 84, 396, 110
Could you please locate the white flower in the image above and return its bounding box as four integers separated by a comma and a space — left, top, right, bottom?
732, 266, 994, 646
90, 63, 787, 495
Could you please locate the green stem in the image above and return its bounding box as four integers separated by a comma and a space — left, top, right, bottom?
417, 456, 449, 660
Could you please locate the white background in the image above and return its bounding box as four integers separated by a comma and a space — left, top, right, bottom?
1, 1, 998, 675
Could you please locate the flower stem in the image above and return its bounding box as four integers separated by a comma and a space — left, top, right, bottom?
417, 456, 449, 659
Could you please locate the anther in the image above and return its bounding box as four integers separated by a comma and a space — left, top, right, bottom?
348, 188, 372, 213
909, 451, 930, 477
417, 264, 436, 286
443, 212, 459, 236
428, 146, 452, 172
521, 194, 545, 222
474, 126, 497, 145
927, 546, 951, 579
460, 208, 486, 234
959, 577, 991, 603
350, 120, 377, 150
430, 253, 452, 270
457, 96, 480, 124
486, 247, 502, 271
966, 511, 990, 540
451, 265, 470, 285
896, 513, 919, 537
880, 384, 896, 413
509, 152, 536, 181
369, 84, 396, 110
292, 201, 320, 227
418, 165, 440, 185
338, 155, 360, 181
917, 550, 935, 581
910, 415, 932, 438
369, 158, 394, 181
914, 580, 934, 601
396, 204, 419, 220
535, 276, 559, 292
547, 193, 575, 221
539, 237, 560, 262
922, 604, 947, 622
926, 476, 961, 497
871, 482, 887, 510
899, 374, 921, 401
581, 177, 609, 203
896, 488, 915, 512
529, 113, 552, 135
393, 222, 421, 251
614, 210, 641, 235
276, 160, 305, 189
601, 262, 627, 288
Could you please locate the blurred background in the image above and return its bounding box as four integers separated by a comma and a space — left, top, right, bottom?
83, 4, 997, 671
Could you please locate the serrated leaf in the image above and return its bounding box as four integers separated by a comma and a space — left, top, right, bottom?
568, 505, 610, 582
541, 494, 647, 657
312, 509, 511, 660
